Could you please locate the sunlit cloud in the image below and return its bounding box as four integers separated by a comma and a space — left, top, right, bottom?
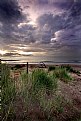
18, 21, 37, 29
0, 50, 8, 55
18, 22, 28, 28
51, 38, 57, 42
18, 51, 33, 56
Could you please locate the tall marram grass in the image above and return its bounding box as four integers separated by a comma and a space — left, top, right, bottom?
1, 64, 15, 121
32, 69, 57, 91
55, 68, 72, 83
21, 69, 69, 120
1, 64, 78, 120
21, 69, 59, 115
49, 66, 72, 83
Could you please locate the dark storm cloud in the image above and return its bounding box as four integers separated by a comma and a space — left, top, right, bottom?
0, 0, 27, 43
36, 6, 81, 49
19, 24, 36, 32
0, 0, 81, 62
38, 0, 48, 4
53, 0, 74, 10
35, 0, 74, 9
41, 32, 51, 44
37, 13, 64, 31
54, 0, 81, 18
2, 52, 18, 57
35, 0, 81, 17
69, 1, 81, 17
4, 52, 32, 57
15, 24, 37, 43
0, 0, 24, 24
36, 13, 65, 44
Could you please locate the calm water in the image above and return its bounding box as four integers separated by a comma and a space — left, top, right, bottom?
1, 60, 81, 65
1, 55, 81, 65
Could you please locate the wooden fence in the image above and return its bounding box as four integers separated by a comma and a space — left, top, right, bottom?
0, 59, 46, 74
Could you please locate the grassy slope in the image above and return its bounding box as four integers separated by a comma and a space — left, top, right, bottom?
1, 64, 81, 121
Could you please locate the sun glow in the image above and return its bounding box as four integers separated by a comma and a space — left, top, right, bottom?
18, 51, 33, 55
28, 21, 36, 26
18, 22, 28, 28
0, 50, 7, 55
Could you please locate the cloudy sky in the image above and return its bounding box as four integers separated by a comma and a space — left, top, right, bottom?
0, 0, 81, 63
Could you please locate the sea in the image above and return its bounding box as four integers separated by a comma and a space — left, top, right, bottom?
1, 55, 81, 65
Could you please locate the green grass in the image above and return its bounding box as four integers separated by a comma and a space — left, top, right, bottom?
1, 64, 80, 121
61, 65, 80, 75
32, 69, 58, 91
1, 64, 16, 121
20, 69, 58, 115
21, 69, 58, 94
20, 69, 70, 120
53, 67, 72, 83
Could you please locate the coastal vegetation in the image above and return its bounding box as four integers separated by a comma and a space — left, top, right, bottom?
1, 63, 81, 121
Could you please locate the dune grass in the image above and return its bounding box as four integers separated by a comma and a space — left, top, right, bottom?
53, 67, 72, 83
32, 69, 58, 91
20, 69, 68, 120
21, 69, 58, 110
48, 66, 72, 83
61, 65, 80, 74
20, 68, 75, 119
1, 64, 15, 121
1, 64, 80, 121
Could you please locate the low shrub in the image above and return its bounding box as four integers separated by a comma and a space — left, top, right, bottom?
61, 65, 80, 74
32, 69, 58, 91
61, 65, 72, 71
53, 67, 72, 83
48, 66, 56, 71
14, 64, 22, 69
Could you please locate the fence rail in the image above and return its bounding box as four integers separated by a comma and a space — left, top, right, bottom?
0, 59, 47, 74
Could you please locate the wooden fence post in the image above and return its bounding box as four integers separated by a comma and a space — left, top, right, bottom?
27, 62, 28, 74
0, 59, 1, 80
0, 59, 1, 64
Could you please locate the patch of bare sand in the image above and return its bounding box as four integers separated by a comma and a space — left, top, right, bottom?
58, 73, 81, 111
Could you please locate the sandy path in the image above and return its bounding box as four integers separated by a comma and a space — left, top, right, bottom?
58, 73, 81, 111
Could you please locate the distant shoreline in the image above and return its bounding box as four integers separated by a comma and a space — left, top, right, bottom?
7, 62, 81, 65
1, 58, 81, 65
6, 62, 81, 71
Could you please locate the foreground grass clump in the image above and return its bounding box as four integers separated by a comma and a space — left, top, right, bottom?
21, 69, 77, 120
53, 67, 72, 83
1, 64, 15, 121
32, 69, 57, 91
61, 65, 80, 75
21, 69, 58, 93
21, 69, 58, 114
48, 66, 73, 83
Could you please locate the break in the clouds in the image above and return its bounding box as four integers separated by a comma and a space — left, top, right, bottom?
0, 0, 81, 62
